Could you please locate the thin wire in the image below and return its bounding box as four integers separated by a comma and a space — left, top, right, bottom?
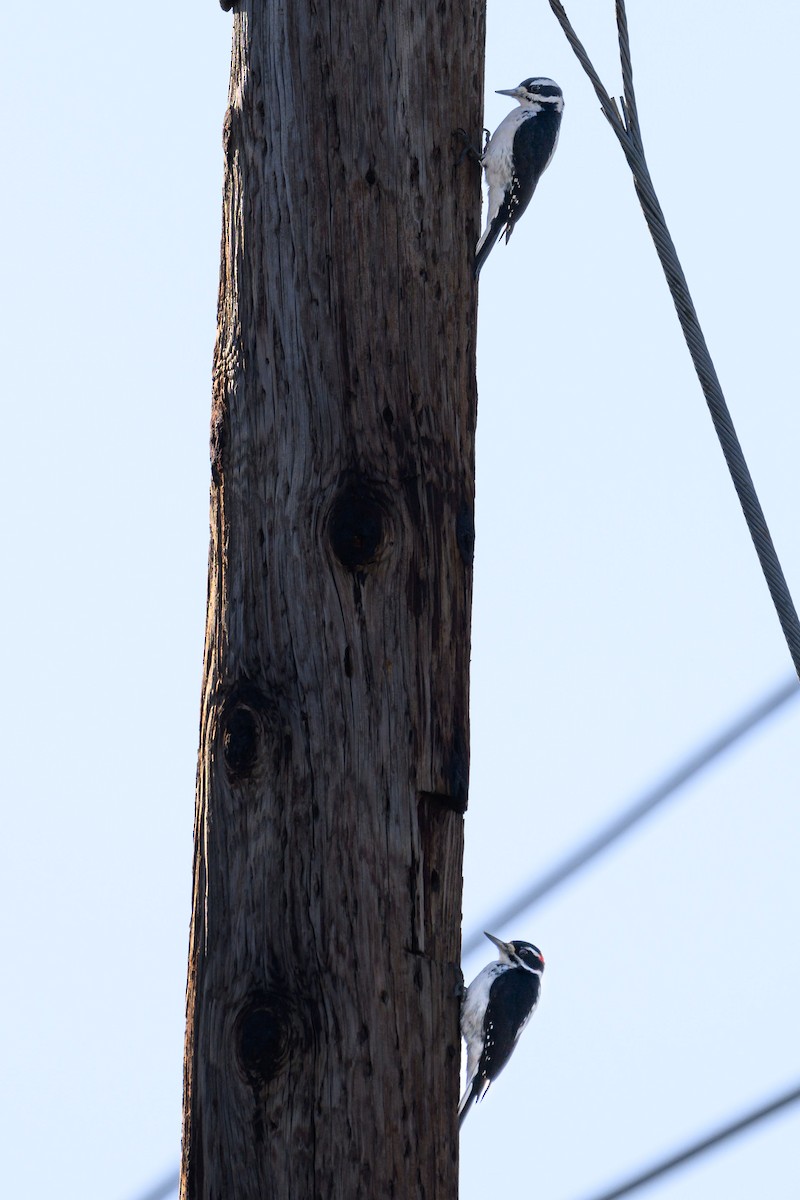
130, 1085, 800, 1200
548, 0, 800, 681
571, 1081, 800, 1200
463, 674, 798, 956
126, 1169, 179, 1200
132, 675, 799, 1200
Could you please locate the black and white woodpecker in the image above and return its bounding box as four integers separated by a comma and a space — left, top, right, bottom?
458, 931, 545, 1127
474, 77, 564, 277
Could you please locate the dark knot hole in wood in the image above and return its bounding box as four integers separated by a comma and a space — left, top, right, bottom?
223, 705, 258, 778
328, 481, 390, 569
219, 680, 288, 784
456, 498, 475, 567
235, 994, 293, 1087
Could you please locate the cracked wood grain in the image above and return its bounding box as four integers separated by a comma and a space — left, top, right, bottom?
182, 1, 484, 1196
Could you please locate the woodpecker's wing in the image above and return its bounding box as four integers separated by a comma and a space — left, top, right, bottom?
498, 111, 560, 244
478, 967, 541, 1082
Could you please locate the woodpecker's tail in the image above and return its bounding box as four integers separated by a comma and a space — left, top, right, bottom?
458, 1076, 490, 1128
458, 1082, 477, 1128
474, 214, 505, 278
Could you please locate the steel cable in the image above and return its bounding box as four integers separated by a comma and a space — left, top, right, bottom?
549, 0, 800, 679
570, 1081, 800, 1200
462, 673, 799, 956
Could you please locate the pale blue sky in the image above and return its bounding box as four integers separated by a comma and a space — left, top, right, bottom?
2, 4, 798, 1199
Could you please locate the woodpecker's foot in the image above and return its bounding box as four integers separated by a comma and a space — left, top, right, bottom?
454, 128, 483, 166
482, 127, 491, 152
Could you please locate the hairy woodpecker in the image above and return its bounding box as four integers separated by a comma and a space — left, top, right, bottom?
475, 77, 564, 277
458, 931, 545, 1127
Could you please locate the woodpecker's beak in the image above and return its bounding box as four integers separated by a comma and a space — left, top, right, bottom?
495, 87, 522, 98
484, 931, 512, 955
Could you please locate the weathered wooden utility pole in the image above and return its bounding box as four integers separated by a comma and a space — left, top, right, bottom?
181, 2, 483, 1195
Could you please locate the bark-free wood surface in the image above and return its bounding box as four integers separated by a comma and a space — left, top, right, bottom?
182, 2, 483, 1195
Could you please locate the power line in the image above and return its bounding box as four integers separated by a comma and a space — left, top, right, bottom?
131, 1077, 800, 1200
128, 1169, 178, 1200
571, 1081, 800, 1200
463, 674, 799, 957
130, 677, 798, 1200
